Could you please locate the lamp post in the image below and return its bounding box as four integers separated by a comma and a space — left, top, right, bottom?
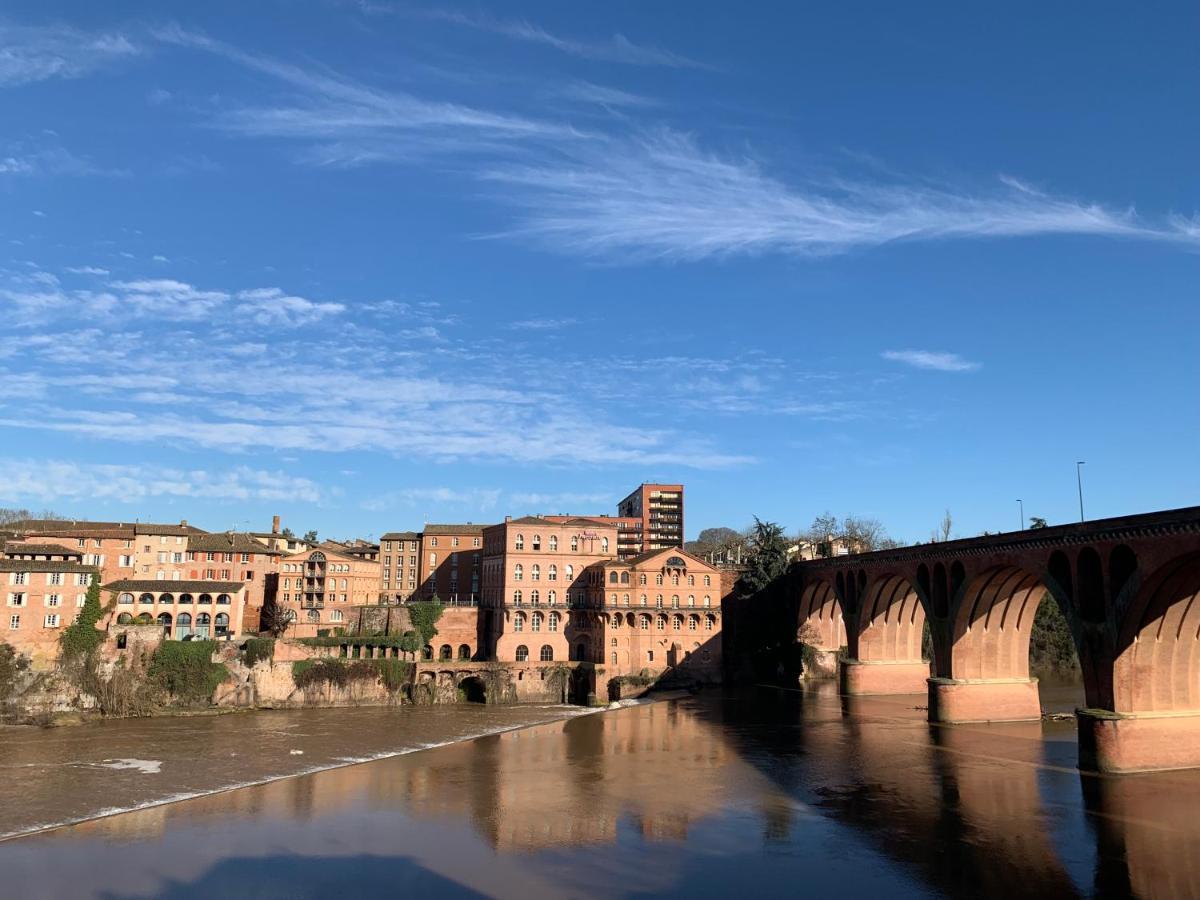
1017, 499, 1024, 531
1076, 462, 1086, 523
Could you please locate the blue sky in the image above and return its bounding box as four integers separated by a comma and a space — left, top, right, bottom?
0, 2, 1197, 542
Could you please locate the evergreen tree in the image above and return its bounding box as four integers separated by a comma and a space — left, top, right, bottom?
736, 518, 790, 596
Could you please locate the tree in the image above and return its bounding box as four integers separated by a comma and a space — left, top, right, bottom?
931, 509, 953, 543
1029, 517, 1048, 530
259, 598, 293, 638
302, 530, 318, 543
736, 518, 790, 596
0, 507, 68, 526
281, 527, 296, 539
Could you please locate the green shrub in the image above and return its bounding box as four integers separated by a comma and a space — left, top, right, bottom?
148, 641, 227, 704
0, 642, 30, 701
292, 658, 412, 692
241, 638, 275, 667
407, 601, 444, 645
59, 576, 106, 659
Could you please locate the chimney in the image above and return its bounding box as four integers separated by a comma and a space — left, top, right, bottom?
272, 515, 281, 534
505, 516, 512, 523
180, 519, 187, 527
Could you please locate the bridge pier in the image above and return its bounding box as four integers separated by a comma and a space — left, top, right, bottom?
839, 658, 929, 695
927, 677, 1041, 724
1077, 709, 1200, 774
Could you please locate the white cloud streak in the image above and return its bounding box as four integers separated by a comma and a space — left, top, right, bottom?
0, 23, 140, 87
424, 11, 705, 68
482, 131, 1200, 261
0, 460, 324, 503
881, 350, 981, 372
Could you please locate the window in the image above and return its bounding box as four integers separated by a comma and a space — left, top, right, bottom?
531, 612, 543, 632
611, 637, 618, 647
570, 536, 578, 551
540, 645, 553, 661
647, 650, 654, 663
11, 573, 27, 585
655, 574, 663, 585
656, 595, 663, 608
75, 594, 86, 607
639, 574, 647, 585
157, 551, 167, 563
621, 572, 630, 584
46, 594, 61, 608
623, 593, 630, 605
514, 613, 525, 632
531, 565, 540, 581
548, 565, 557, 581
704, 575, 711, 587
610, 593, 617, 606
657, 615, 666, 631
565, 564, 574, 580
611, 652, 618, 665
705, 615, 715, 631
601, 537, 609, 552
473, 538, 480, 548
76, 573, 90, 586
515, 645, 529, 662
429, 552, 437, 567
452, 537, 459, 548
44, 614, 60, 628
549, 612, 560, 632
530, 590, 540, 605
672, 575, 680, 586
117, 593, 133, 605
609, 571, 618, 584
688, 575, 695, 586
672, 595, 680, 608
689, 616, 699, 631
547, 590, 557, 605
639, 594, 646, 606
704, 596, 712, 607
532, 535, 541, 551
430, 537, 438, 548
639, 614, 650, 630
206, 552, 215, 561
513, 590, 523, 605
8, 614, 18, 629
48, 572, 63, 586
514, 564, 523, 581
549, 535, 558, 551
515, 534, 524, 550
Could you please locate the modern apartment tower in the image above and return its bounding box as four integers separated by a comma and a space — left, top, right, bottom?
617, 484, 685, 554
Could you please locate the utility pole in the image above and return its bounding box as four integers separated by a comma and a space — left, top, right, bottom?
1076, 462, 1086, 522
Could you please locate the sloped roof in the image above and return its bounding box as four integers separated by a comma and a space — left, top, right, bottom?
381, 531, 420, 540
0, 560, 97, 574
0, 542, 81, 558
623, 546, 715, 570
103, 580, 246, 594
423, 523, 488, 534
186, 532, 282, 555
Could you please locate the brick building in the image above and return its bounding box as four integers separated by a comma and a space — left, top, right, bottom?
1, 542, 99, 669
380, 531, 421, 603
106, 579, 248, 640
482, 516, 619, 664
184, 532, 282, 631
617, 483, 685, 555
277, 546, 380, 637
420, 524, 485, 604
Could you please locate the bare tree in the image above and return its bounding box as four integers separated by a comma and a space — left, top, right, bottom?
931, 509, 953, 543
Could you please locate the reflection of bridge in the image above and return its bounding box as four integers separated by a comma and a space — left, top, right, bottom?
788, 507, 1200, 773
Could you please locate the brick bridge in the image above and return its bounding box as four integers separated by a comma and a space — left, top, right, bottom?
789, 506, 1200, 773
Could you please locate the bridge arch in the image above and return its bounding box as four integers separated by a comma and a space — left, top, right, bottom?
1111, 552, 1200, 714
949, 565, 1059, 681
857, 573, 927, 665
797, 580, 844, 650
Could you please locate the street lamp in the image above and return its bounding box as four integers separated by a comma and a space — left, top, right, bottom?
1076, 462, 1086, 523
1017, 499, 1024, 531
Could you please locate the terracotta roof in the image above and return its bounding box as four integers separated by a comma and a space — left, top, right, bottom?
3, 519, 125, 531
0, 560, 98, 574
133, 523, 207, 536
623, 547, 710, 568
187, 532, 281, 555
103, 580, 246, 594
381, 531, 420, 540
422, 523, 488, 534
0, 542, 81, 558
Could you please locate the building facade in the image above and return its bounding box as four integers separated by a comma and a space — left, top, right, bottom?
419, 524, 485, 604
277, 546, 380, 636
617, 484, 685, 555
482, 516, 619, 664
379, 531, 421, 603
106, 579, 248, 640
1, 543, 99, 669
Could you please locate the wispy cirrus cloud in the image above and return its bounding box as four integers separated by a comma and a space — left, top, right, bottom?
361, 486, 503, 512
0, 459, 324, 504
558, 80, 658, 109
0, 23, 140, 87
481, 131, 1200, 261
422, 10, 704, 68
508, 317, 578, 331
881, 350, 981, 372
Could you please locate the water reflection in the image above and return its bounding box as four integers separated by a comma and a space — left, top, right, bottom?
7, 688, 1200, 898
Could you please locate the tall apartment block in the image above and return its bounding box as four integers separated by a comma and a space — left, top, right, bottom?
617, 484, 685, 554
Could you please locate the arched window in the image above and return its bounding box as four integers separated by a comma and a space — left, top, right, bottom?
639, 594, 646, 606
601, 537, 609, 553
179, 593, 193, 605
689, 615, 700, 631
621, 572, 630, 584
331, 610, 343, 622
458, 644, 471, 659
177, 612, 192, 633
199, 594, 213, 605
196, 612, 212, 638
611, 612, 622, 627
672, 574, 680, 586
571, 536, 579, 551
439, 644, 452, 660
656, 615, 667, 631
531, 611, 543, 632
532, 534, 541, 551
540, 645, 553, 662
565, 564, 574, 580
656, 574, 663, 586
306, 609, 320, 622
622, 593, 630, 605
157, 612, 172, 627
704, 575, 711, 586
513, 589, 523, 605
611, 636, 618, 647
217, 594, 231, 605
516, 644, 529, 662
515, 534, 525, 550
531, 564, 540, 581
639, 614, 650, 631
688, 575, 695, 586
118, 593, 134, 605
686, 595, 695, 607
548, 565, 557, 581
549, 535, 558, 551
139, 593, 154, 605
639, 574, 647, 585
611, 652, 618, 665
547, 590, 557, 605
159, 593, 173, 605
672, 615, 683, 630
705, 615, 715, 631
215, 612, 230, 637
514, 564, 523, 581
703, 596, 711, 607
117, 612, 133, 625
656, 595, 663, 608
610, 593, 617, 606
609, 571, 619, 584
549, 612, 560, 632
422, 645, 433, 660
672, 595, 680, 608
514, 613, 525, 632
530, 590, 540, 605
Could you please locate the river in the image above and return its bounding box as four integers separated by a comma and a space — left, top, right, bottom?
2, 682, 1199, 898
